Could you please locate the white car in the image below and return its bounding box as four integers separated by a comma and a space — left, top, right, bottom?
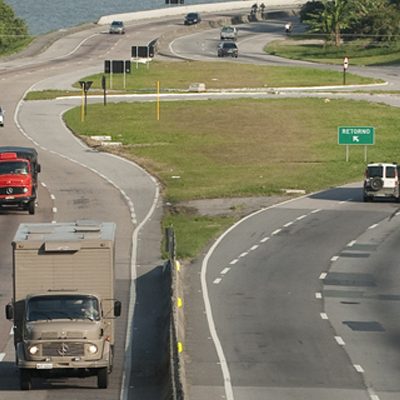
220, 26, 238, 41
363, 162, 400, 202
109, 20, 125, 34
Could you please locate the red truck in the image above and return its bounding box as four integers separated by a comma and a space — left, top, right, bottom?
0, 152, 36, 214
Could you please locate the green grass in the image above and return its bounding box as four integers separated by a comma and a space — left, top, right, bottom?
266, 38, 400, 66
162, 212, 235, 259
64, 98, 399, 203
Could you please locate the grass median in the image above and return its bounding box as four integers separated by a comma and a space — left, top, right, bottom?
265, 38, 400, 66
25, 60, 380, 101
64, 96, 400, 259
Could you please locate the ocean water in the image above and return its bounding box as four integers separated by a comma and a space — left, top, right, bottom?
5, 0, 231, 35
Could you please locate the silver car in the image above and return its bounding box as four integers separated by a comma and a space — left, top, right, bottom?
220, 26, 238, 41
109, 20, 125, 34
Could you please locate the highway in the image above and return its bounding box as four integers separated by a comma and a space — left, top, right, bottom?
0, 5, 400, 400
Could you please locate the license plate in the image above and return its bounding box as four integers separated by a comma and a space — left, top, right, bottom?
36, 363, 53, 369
5, 196, 15, 199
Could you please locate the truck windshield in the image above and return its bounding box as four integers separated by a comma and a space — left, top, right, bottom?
0, 161, 29, 175
27, 295, 100, 321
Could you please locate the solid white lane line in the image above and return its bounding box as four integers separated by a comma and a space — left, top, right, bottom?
320, 313, 328, 320
213, 278, 222, 284
0, 353, 5, 362
260, 236, 270, 243
354, 364, 364, 373
272, 229, 281, 235
335, 336, 345, 345
221, 267, 230, 275
250, 244, 259, 251
284, 221, 293, 227
368, 224, 378, 230
347, 240, 356, 247
319, 272, 327, 280
315, 292, 322, 299
230, 259, 238, 265
330, 255, 339, 262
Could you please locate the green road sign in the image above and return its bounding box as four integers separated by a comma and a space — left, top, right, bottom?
338, 126, 375, 145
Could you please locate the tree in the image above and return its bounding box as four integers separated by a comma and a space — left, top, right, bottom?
302, 0, 353, 46
0, 0, 29, 54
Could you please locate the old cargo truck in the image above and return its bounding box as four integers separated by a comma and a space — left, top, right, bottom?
5, 221, 121, 390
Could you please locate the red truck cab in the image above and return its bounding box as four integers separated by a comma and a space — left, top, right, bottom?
0, 152, 36, 214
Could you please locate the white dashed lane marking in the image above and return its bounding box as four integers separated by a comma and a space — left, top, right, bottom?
354, 364, 364, 373
335, 336, 345, 346
260, 237, 270, 243
330, 255, 339, 262
272, 228, 281, 236
221, 267, 230, 275
315, 292, 322, 299
213, 278, 222, 285
320, 313, 328, 320
0, 353, 5, 362
229, 259, 238, 265
368, 224, 378, 230
319, 273, 327, 280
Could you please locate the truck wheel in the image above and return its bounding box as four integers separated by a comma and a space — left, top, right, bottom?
97, 367, 108, 389
20, 369, 32, 390
28, 200, 35, 215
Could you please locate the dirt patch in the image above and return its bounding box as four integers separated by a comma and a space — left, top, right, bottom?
177, 195, 295, 218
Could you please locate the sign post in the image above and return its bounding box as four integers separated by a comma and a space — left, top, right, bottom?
338, 126, 374, 162
343, 56, 349, 85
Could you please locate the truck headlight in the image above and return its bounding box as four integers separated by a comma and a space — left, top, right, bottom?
29, 345, 39, 355
88, 344, 98, 354
23, 187, 28, 193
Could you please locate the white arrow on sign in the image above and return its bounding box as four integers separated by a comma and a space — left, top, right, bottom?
352, 136, 359, 142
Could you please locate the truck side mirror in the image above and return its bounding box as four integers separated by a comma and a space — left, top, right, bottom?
114, 300, 121, 317
5, 304, 13, 320
36, 164, 41, 173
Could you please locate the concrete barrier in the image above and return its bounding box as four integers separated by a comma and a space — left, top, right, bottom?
97, 0, 306, 25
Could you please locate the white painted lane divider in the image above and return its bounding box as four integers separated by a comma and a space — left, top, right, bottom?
213, 278, 222, 285
250, 245, 258, 251
296, 214, 307, 220
221, 267, 230, 275
272, 228, 281, 236
319, 272, 327, 280
368, 224, 378, 230
335, 336, 345, 346
0, 353, 5, 362
260, 236, 270, 243
229, 259, 238, 265
283, 221, 293, 227
315, 292, 322, 299
354, 364, 364, 373
320, 313, 328, 320
239, 252, 248, 258
347, 240, 356, 247
330, 255, 339, 262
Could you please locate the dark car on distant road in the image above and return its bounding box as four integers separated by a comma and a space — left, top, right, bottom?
184, 12, 201, 25
217, 41, 238, 57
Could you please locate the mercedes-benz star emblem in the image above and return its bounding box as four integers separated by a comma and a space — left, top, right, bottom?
57, 343, 69, 356
6, 187, 13, 194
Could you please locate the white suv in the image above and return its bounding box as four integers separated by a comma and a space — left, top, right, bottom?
363, 163, 400, 202
220, 26, 238, 41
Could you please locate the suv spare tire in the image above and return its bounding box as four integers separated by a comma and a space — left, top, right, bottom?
370, 177, 383, 191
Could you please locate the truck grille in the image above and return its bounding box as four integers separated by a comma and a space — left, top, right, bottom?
42, 342, 84, 357
0, 187, 25, 195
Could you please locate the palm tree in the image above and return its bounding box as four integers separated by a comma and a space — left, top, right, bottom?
303, 0, 353, 46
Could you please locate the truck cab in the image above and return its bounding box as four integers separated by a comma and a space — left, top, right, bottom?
0, 152, 36, 214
